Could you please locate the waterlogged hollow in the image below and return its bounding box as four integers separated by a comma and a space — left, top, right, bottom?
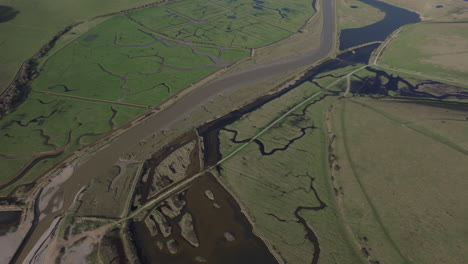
0, 211, 22, 234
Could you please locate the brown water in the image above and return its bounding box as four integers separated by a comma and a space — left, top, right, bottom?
131, 173, 278, 264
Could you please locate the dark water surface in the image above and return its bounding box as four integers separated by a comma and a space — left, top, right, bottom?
0, 210, 22, 234
339, 0, 420, 50
131, 173, 278, 264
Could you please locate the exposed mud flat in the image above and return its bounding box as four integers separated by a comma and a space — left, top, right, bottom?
130, 173, 278, 264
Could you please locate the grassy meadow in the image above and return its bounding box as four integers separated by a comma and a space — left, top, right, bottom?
0, 0, 163, 92
330, 97, 468, 264
380, 0, 467, 20
217, 56, 468, 263
219, 81, 364, 263
128, 0, 314, 48
380, 22, 468, 83
337, 0, 385, 30
33, 15, 248, 106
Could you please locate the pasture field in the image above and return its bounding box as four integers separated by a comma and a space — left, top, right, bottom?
129, 0, 314, 48
380, 22, 468, 83
219, 81, 363, 263
337, 0, 385, 30
33, 15, 248, 106
330, 97, 468, 264
0, 0, 161, 92
210, 0, 315, 31
0, 93, 144, 196
380, 0, 467, 20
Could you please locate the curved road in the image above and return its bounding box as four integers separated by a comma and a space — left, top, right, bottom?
15, 0, 335, 262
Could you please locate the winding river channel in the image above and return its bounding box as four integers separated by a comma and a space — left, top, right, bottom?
11, 0, 427, 262
13, 1, 336, 262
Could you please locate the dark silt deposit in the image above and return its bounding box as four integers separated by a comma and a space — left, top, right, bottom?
130, 173, 278, 264
339, 0, 420, 50
0, 210, 22, 234
0, 5, 19, 23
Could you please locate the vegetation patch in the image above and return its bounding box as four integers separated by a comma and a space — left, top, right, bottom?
0, 93, 144, 196
0, 5, 19, 23
129, 0, 313, 48
219, 82, 362, 263
33, 16, 238, 105
380, 22, 468, 83
337, 0, 385, 30
329, 97, 468, 263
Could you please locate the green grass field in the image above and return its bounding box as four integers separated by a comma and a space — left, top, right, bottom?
380, 0, 467, 20
219, 82, 364, 263
330, 97, 468, 264
0, 0, 162, 92
129, 0, 314, 48
33, 15, 248, 105
337, 0, 385, 30
380, 22, 468, 83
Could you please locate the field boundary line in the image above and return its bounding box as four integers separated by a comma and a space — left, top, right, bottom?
32, 90, 148, 109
